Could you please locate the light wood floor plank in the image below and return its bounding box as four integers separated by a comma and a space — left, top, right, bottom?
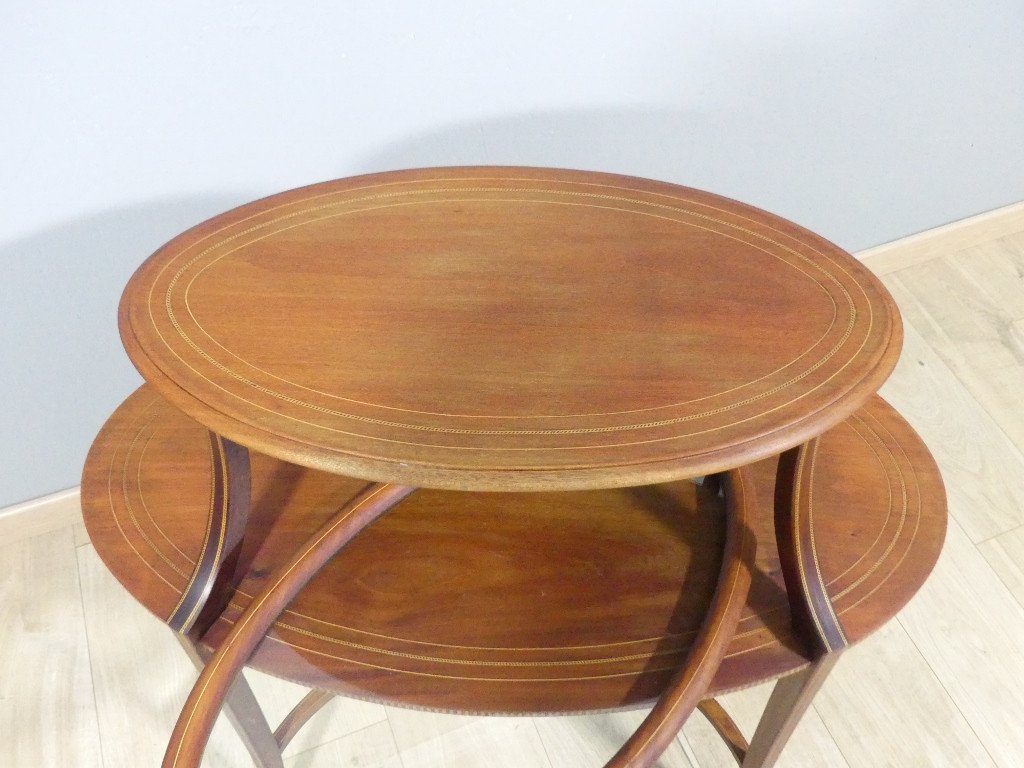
534, 708, 695, 768
886, 233, 1024, 457
681, 683, 849, 768
978, 526, 1024, 608
813, 620, 994, 768
0, 529, 104, 767
77, 543, 388, 766
895, 514, 1024, 767
876, 315, 1024, 541
245, 672, 388, 759
386, 710, 552, 768
74, 519, 91, 548
282, 721, 401, 767
77, 542, 258, 767
384, 707, 484, 755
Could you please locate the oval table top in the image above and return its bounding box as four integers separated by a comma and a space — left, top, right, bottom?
120, 167, 902, 490
81, 386, 945, 713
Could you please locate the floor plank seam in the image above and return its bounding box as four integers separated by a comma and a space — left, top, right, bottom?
531, 716, 559, 768
894, 304, 1024, 544
677, 731, 702, 768
292, 719, 393, 765
73, 535, 110, 768
382, 715, 403, 768
974, 523, 1024, 546
809, 701, 855, 768
894, 611, 1003, 768
895, 271, 1024, 469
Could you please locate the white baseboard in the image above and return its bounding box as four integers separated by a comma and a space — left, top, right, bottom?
857, 200, 1024, 275
0, 487, 83, 546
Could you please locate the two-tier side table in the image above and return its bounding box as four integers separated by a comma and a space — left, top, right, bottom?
82, 167, 946, 768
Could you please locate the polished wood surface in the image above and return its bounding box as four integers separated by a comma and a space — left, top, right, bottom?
81, 386, 945, 715
26, 225, 1023, 767
169, 434, 251, 636
161, 471, 753, 768
163, 482, 417, 768
601, 470, 754, 767
118, 167, 902, 490
176, 635, 283, 768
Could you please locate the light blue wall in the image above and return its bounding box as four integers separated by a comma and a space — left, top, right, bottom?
2, 1, 1023, 506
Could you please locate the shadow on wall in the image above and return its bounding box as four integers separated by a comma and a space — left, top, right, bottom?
0, 195, 254, 508
351, 106, 880, 253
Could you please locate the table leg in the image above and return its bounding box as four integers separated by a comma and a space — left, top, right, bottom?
774, 442, 849, 657
273, 689, 337, 752
602, 470, 755, 768
741, 653, 841, 768
162, 482, 417, 768
176, 634, 284, 768
697, 699, 748, 764
168, 433, 252, 636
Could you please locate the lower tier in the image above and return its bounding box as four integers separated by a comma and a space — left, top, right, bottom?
81, 387, 945, 715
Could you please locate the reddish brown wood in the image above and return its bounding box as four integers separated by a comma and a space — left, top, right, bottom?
166, 468, 752, 768
697, 700, 748, 763
773, 442, 848, 658
741, 653, 841, 767
118, 167, 902, 491
605, 471, 754, 767
81, 387, 946, 716
161, 482, 416, 768
176, 634, 283, 768
169, 433, 251, 636
273, 690, 335, 751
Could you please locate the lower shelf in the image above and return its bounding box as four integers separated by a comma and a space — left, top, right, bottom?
81, 387, 945, 715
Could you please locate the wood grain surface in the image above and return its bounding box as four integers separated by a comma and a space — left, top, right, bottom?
81, 386, 945, 715
118, 167, 902, 490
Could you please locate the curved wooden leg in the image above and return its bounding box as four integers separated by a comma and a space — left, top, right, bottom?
774, 443, 849, 657
176, 635, 284, 768
602, 471, 755, 768
162, 482, 417, 768
169, 433, 252, 636
698, 699, 748, 764
273, 689, 336, 751
742, 653, 840, 768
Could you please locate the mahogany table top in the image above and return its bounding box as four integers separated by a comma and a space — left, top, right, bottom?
81, 386, 945, 714
119, 167, 902, 490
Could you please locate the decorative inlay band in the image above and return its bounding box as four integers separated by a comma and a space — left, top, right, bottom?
98, 391, 930, 673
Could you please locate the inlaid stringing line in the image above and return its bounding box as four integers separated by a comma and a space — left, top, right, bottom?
100, 396, 927, 682
631, 521, 746, 759
829, 414, 906, 599
831, 406, 922, 612
137, 428, 191, 561
120, 417, 189, 580
169, 484, 407, 767
141, 184, 872, 428
165, 198, 846, 431
119, 403, 916, 660
131, 181, 890, 459
791, 444, 837, 652
166, 435, 219, 620
175, 195, 843, 421
823, 413, 895, 586
174, 435, 232, 632
168, 192, 853, 428
804, 441, 848, 645
104, 394, 185, 597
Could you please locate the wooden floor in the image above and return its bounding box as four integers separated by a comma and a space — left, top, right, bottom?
5, 217, 1024, 766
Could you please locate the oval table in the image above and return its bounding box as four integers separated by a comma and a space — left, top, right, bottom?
82, 167, 940, 767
